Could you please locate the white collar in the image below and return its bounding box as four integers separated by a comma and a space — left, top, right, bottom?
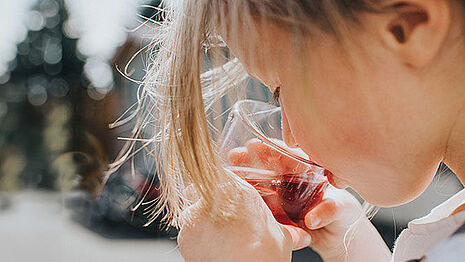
392, 188, 465, 262
411, 187, 465, 225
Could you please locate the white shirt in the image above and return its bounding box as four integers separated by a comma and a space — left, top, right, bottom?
392, 188, 465, 261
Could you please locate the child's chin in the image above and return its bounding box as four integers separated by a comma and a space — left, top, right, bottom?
360, 187, 425, 208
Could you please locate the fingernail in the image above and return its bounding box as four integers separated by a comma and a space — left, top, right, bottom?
308, 214, 321, 229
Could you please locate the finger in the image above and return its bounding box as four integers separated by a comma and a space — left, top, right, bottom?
304, 198, 339, 230
228, 147, 252, 166
269, 139, 309, 173
280, 155, 307, 174
281, 224, 312, 251
178, 199, 204, 229
183, 184, 200, 204
247, 139, 307, 174
246, 139, 273, 166
246, 139, 287, 171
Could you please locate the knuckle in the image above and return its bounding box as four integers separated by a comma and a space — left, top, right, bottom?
177, 226, 190, 243
246, 138, 261, 145
246, 139, 265, 153
177, 230, 188, 252
324, 200, 338, 215
228, 147, 247, 163
177, 225, 197, 255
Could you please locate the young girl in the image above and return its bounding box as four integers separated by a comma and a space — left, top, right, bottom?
132, 0, 465, 261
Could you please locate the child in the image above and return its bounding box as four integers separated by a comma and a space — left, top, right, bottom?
132, 0, 465, 261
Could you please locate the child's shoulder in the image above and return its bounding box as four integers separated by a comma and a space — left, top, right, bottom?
412, 219, 465, 261
392, 188, 465, 262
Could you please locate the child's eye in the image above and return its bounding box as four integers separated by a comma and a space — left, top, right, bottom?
271, 86, 280, 104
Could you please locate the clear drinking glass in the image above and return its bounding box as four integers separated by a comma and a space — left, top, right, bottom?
218, 100, 329, 228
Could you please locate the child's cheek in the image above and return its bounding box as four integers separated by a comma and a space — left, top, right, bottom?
289, 101, 376, 161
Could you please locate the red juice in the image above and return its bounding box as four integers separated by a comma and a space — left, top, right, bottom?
245, 175, 326, 227
228, 167, 327, 227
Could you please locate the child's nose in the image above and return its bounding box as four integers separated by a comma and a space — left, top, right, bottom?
281, 108, 298, 148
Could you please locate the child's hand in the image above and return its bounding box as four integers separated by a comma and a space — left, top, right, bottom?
228, 138, 308, 175
304, 186, 391, 261
228, 139, 391, 261
177, 180, 315, 262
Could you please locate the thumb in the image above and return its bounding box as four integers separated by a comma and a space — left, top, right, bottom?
281, 225, 312, 251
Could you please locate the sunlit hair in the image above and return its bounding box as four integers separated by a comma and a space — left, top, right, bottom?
111, 0, 386, 229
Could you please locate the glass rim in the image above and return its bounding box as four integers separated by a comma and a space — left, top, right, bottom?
226, 166, 328, 183
231, 99, 324, 169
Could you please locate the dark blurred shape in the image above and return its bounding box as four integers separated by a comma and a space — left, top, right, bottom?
0, 0, 75, 191
65, 161, 176, 239
53, 132, 107, 198
0, 193, 11, 212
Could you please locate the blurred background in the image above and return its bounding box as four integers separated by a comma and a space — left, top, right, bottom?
0, 1, 462, 261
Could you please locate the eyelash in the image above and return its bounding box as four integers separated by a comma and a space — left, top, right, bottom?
271, 86, 280, 104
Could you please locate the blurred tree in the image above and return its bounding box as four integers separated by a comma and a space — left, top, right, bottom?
0, 0, 77, 190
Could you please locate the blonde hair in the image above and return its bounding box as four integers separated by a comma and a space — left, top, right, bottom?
111, 0, 384, 229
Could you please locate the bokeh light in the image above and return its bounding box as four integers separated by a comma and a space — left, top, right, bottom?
0, 0, 37, 77
64, 0, 145, 96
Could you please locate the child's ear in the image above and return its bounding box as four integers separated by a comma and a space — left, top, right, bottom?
381, 0, 451, 67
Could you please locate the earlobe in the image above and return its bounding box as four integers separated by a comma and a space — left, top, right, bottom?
383, 0, 451, 68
